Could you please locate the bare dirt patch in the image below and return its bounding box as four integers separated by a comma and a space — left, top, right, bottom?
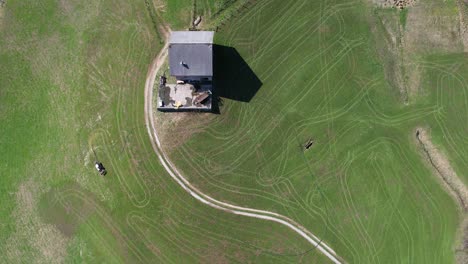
154, 111, 215, 152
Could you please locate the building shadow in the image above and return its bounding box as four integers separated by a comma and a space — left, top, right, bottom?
212, 45, 262, 114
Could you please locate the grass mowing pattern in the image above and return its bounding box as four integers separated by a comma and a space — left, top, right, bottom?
0, 0, 332, 262
167, 0, 465, 263
421, 54, 468, 186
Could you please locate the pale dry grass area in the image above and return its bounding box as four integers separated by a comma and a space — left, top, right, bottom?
3, 179, 69, 263
405, 62, 422, 98
59, 0, 102, 30
29, 33, 78, 93
371, 0, 465, 103
1, 3, 76, 261
403, 1, 466, 97
370, 7, 410, 102
458, 0, 468, 52
404, 3, 464, 54
154, 109, 214, 153
152, 0, 166, 12
0, 2, 4, 31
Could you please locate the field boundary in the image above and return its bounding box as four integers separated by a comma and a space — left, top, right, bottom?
205, 0, 255, 31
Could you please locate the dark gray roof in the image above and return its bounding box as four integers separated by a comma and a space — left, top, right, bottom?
170, 31, 214, 44
169, 44, 213, 76
169, 31, 214, 77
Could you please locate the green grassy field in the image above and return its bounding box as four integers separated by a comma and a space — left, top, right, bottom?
156, 0, 243, 29
0, 0, 335, 263
0, 0, 466, 263
164, 0, 467, 263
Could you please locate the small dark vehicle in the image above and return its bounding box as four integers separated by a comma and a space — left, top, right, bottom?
95, 162, 107, 176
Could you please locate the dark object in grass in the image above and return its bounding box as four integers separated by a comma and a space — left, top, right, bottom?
304, 139, 314, 150
95, 162, 107, 176
194, 16, 202, 27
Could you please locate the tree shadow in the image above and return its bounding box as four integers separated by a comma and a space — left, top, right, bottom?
212, 45, 262, 114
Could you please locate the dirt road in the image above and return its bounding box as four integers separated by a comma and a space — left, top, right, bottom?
143, 27, 342, 264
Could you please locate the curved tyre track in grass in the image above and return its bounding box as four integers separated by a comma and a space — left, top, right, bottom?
143, 30, 343, 264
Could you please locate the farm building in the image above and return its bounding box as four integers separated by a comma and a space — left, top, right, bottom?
158, 31, 214, 111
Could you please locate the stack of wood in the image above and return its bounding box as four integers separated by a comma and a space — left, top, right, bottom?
193, 92, 209, 105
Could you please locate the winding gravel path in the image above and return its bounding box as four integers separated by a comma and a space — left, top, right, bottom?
143, 29, 342, 264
